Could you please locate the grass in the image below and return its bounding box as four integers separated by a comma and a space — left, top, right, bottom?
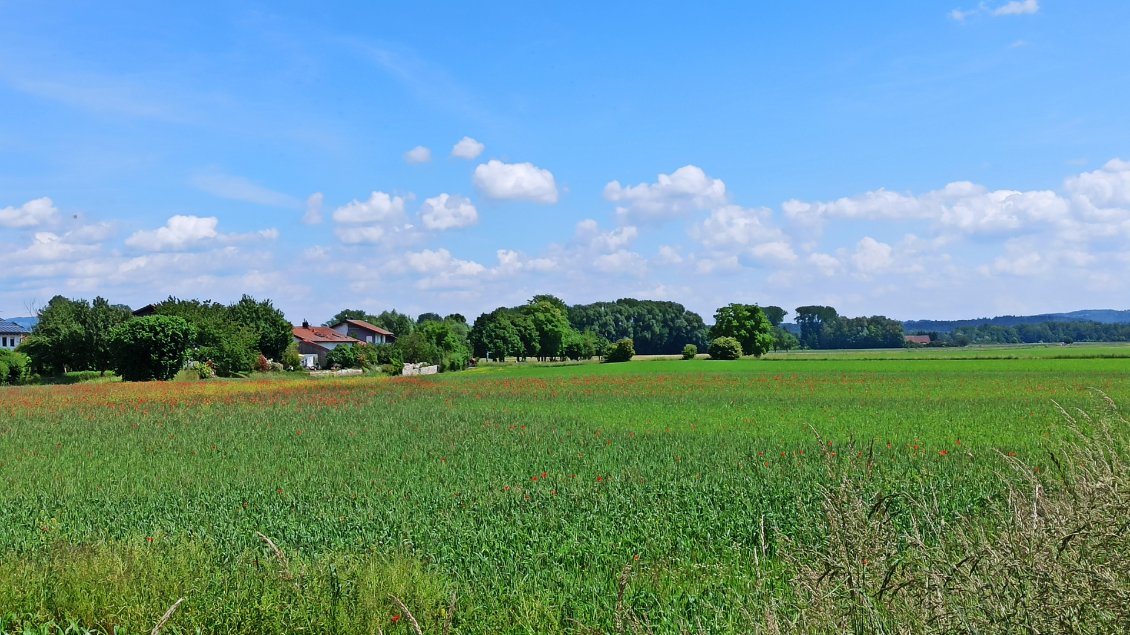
0, 352, 1127, 632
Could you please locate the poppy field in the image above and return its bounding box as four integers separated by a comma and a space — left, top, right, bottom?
1, 351, 1128, 633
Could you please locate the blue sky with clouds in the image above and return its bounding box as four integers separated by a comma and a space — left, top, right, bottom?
3, 1, 1129, 324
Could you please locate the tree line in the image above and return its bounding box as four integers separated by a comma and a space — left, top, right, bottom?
913, 321, 1130, 346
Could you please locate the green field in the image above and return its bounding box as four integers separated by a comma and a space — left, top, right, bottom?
1, 351, 1127, 633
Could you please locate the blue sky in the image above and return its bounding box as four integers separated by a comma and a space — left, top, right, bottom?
2, 1, 1129, 324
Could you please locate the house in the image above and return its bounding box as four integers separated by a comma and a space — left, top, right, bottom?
0, 319, 30, 351
330, 319, 395, 344
292, 320, 361, 368
904, 334, 931, 346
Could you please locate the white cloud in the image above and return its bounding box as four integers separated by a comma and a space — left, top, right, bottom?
851, 237, 894, 275
993, 0, 1038, 16
332, 191, 407, 224
303, 193, 324, 225
951, 0, 1038, 21
404, 145, 432, 164
123, 215, 275, 252
495, 249, 557, 274
784, 181, 1070, 234
575, 219, 638, 252
693, 204, 784, 248
656, 245, 684, 264
421, 193, 478, 230
1065, 158, 1130, 213
694, 255, 741, 275
190, 170, 299, 207
808, 253, 842, 276
125, 215, 220, 251
0, 197, 59, 228
472, 159, 558, 203
592, 250, 647, 275
604, 165, 726, 221
335, 226, 386, 245
751, 241, 798, 265
451, 136, 484, 160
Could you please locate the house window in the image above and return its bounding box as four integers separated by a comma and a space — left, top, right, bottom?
2, 337, 6, 347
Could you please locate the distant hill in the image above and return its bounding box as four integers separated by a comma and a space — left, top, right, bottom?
904, 309, 1130, 333
3, 316, 38, 331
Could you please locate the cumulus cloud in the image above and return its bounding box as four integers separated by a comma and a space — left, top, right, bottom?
404, 146, 432, 164
656, 245, 684, 264
693, 204, 784, 248
421, 194, 478, 230
951, 0, 1038, 21
575, 219, 638, 252
784, 181, 1070, 234
124, 215, 275, 252
451, 136, 484, 160
125, 215, 220, 251
993, 0, 1039, 16
0, 197, 59, 228
303, 192, 324, 225
332, 191, 407, 224
604, 165, 726, 221
851, 237, 894, 275
472, 159, 558, 203
190, 170, 299, 207
592, 250, 647, 275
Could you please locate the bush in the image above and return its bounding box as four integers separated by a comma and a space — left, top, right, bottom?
256, 353, 271, 373
604, 338, 635, 363
681, 344, 698, 360
282, 341, 303, 371
0, 349, 31, 385
109, 316, 195, 381
325, 344, 361, 369
708, 336, 743, 360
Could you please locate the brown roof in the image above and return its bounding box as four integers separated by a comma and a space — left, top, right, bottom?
293, 326, 360, 345
336, 319, 394, 337
904, 335, 931, 345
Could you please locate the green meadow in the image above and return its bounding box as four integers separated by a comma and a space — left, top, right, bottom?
1, 348, 1127, 633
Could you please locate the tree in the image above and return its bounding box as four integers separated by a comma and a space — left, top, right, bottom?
709, 304, 774, 357
324, 309, 369, 326
762, 306, 788, 327
470, 309, 524, 361
522, 298, 574, 361
795, 305, 839, 349
418, 320, 472, 371
23, 295, 92, 375
87, 297, 132, 374
109, 315, 194, 381
371, 310, 414, 340
155, 297, 255, 376
0, 349, 31, 385
416, 312, 443, 325
228, 295, 291, 360
567, 299, 708, 355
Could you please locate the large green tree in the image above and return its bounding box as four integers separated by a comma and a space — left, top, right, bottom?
795, 305, 840, 349
228, 295, 291, 361
522, 297, 574, 361
20, 295, 130, 375
567, 299, 707, 355
109, 315, 195, 381
709, 304, 775, 358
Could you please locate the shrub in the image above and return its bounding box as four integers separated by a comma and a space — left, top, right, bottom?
256, 353, 271, 373
282, 341, 303, 371
604, 338, 635, 363
708, 336, 743, 360
325, 344, 360, 369
108, 316, 194, 381
681, 344, 698, 360
0, 349, 31, 385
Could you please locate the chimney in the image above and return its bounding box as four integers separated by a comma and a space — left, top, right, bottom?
302, 319, 310, 329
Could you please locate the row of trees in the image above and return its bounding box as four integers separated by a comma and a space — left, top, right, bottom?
19, 294, 293, 379
794, 306, 905, 349
915, 320, 1130, 346
469, 295, 606, 362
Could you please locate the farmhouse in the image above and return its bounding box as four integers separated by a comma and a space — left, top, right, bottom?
292, 321, 361, 369
904, 334, 931, 346
0, 319, 30, 350
329, 319, 395, 344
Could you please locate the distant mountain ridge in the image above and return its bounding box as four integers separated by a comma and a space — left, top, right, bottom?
2, 316, 38, 331
904, 309, 1130, 333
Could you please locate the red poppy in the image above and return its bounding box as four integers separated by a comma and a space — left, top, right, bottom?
596, 475, 604, 482
938, 449, 949, 456
541, 471, 547, 479
392, 614, 402, 623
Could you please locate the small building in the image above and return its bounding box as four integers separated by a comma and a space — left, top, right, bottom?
0, 319, 30, 351
292, 321, 362, 368
904, 334, 931, 346
330, 319, 395, 344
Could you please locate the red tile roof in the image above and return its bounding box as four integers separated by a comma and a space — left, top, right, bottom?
293, 326, 360, 345
904, 335, 931, 345
338, 319, 394, 336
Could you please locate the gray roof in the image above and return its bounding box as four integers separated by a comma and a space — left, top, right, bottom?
0, 319, 30, 335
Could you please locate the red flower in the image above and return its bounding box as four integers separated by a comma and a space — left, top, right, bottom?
595, 475, 604, 482
392, 614, 402, 623
146, 536, 154, 543
541, 471, 547, 479
531, 476, 538, 482
938, 449, 949, 456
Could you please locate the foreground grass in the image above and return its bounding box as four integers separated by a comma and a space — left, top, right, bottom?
0, 357, 1127, 632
